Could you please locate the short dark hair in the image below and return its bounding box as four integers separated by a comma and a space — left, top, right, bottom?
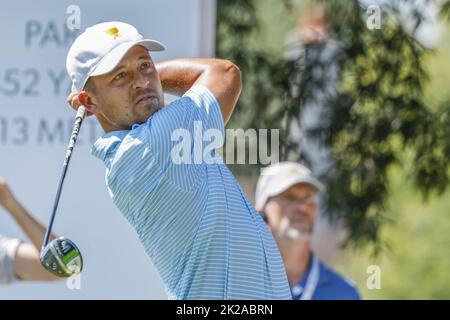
84, 78, 96, 94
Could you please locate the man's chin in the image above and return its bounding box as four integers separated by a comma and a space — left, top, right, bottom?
135, 104, 162, 123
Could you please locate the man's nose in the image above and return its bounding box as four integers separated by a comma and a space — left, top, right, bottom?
292, 200, 312, 211
133, 73, 150, 90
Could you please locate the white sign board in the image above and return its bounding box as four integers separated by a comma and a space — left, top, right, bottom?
0, 0, 216, 299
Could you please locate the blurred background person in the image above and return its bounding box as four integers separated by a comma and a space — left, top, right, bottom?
284, 2, 338, 176
0, 177, 60, 283
283, 2, 349, 264
255, 162, 360, 300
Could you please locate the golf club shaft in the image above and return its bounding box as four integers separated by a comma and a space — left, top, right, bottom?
42, 106, 87, 249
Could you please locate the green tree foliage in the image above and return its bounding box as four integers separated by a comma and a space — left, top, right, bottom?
442, 0, 450, 20
216, 0, 450, 251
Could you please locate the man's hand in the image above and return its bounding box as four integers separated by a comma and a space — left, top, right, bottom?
67, 91, 94, 116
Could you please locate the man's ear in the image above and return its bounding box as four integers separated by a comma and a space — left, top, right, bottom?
78, 91, 101, 114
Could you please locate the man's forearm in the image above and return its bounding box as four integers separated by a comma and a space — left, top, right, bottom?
3, 196, 55, 250
14, 243, 61, 281
156, 58, 210, 96
156, 58, 242, 124
156, 58, 232, 96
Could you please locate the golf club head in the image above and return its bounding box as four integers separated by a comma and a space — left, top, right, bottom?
40, 237, 83, 277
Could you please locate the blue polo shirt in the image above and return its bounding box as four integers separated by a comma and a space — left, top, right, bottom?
91, 85, 292, 300
291, 253, 360, 300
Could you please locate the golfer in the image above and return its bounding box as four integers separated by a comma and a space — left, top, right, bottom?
66, 21, 291, 300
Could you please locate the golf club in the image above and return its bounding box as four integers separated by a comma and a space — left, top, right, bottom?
40, 106, 86, 277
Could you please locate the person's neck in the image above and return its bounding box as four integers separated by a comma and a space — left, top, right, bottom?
96, 114, 126, 133
280, 239, 312, 287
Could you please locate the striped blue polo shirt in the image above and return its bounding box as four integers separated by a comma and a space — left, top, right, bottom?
91, 85, 291, 300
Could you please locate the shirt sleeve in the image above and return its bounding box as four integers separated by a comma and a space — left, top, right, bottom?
103, 85, 225, 222
0, 236, 21, 284
144, 85, 225, 188
183, 85, 225, 136
148, 85, 225, 163
346, 284, 362, 300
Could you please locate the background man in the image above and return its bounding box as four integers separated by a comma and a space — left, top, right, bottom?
255, 162, 360, 300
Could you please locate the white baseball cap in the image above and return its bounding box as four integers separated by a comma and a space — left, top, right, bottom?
66, 21, 165, 92
255, 162, 324, 210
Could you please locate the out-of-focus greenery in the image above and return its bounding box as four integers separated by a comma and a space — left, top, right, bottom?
216, 0, 450, 298
336, 151, 450, 299
216, 0, 450, 252
442, 0, 450, 20
336, 13, 450, 300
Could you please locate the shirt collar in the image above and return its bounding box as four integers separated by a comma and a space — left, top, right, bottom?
317, 262, 331, 286
91, 129, 129, 163
291, 252, 331, 298
298, 251, 315, 287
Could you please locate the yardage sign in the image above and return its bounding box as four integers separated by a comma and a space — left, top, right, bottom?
0, 0, 216, 299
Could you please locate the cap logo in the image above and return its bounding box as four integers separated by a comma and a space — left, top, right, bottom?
104, 27, 122, 39
289, 167, 300, 174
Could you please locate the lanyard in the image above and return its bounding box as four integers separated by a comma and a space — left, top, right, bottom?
299, 255, 320, 300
